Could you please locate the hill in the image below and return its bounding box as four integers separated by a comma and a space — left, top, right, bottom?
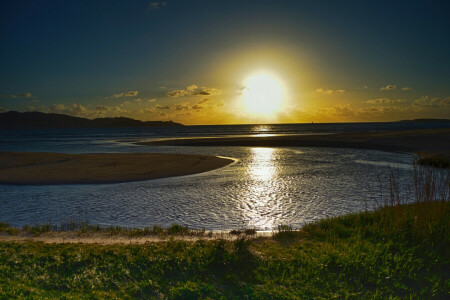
0, 111, 183, 129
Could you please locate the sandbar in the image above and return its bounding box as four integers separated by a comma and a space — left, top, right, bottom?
0, 152, 234, 185
137, 128, 450, 156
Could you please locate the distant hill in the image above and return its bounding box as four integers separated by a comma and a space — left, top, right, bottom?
399, 118, 450, 123
0, 111, 183, 130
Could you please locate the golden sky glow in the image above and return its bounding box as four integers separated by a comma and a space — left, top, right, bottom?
1, 2, 449, 125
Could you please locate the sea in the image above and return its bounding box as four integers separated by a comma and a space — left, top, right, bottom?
0, 122, 449, 230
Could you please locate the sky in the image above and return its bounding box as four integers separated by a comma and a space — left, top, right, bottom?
1, 0, 449, 125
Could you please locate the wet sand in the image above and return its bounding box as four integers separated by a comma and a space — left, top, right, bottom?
137, 128, 450, 156
0, 152, 234, 185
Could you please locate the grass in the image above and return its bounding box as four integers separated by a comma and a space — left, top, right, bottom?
0, 163, 449, 298
1, 201, 448, 299
1, 221, 210, 238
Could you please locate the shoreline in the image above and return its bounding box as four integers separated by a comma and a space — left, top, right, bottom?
136, 128, 450, 156
0, 152, 234, 185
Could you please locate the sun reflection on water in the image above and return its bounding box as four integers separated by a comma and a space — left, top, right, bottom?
248, 148, 277, 180
240, 147, 282, 230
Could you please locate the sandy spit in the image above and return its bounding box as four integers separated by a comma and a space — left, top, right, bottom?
0, 152, 234, 185
136, 128, 450, 155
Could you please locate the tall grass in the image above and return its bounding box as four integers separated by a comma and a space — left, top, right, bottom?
373, 159, 449, 209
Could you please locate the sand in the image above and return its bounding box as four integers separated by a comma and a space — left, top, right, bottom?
137, 128, 450, 156
0, 152, 234, 185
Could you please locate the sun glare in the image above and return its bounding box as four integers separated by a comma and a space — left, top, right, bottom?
242, 72, 285, 116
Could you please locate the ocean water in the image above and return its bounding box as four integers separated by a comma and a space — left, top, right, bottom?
0, 122, 444, 230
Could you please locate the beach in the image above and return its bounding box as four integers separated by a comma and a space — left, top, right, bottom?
0, 152, 233, 185
137, 128, 450, 156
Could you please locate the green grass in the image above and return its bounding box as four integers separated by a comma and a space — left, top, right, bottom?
1, 201, 449, 299
2, 221, 209, 238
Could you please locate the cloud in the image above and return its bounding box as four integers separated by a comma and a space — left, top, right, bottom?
148, 1, 167, 10
401, 87, 411, 91
318, 104, 355, 117
148, 98, 157, 103
69, 103, 87, 113
167, 85, 222, 97
10, 92, 32, 98
111, 90, 138, 98
0, 107, 8, 112
193, 88, 222, 96
216, 100, 224, 107
175, 102, 190, 110
413, 96, 450, 107
186, 85, 198, 92
155, 104, 170, 110
198, 98, 210, 104
380, 84, 396, 91
316, 88, 346, 95
95, 105, 110, 111
192, 104, 203, 110
363, 85, 368, 89
366, 98, 406, 104
167, 89, 188, 98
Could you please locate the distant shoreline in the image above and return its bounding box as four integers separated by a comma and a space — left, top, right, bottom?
0, 152, 233, 185
137, 128, 450, 156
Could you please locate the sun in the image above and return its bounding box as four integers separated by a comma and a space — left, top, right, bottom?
242, 72, 285, 116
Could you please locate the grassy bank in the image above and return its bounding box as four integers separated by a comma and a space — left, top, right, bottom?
1, 201, 449, 299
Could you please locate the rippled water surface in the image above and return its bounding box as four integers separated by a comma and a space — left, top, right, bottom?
0, 141, 415, 230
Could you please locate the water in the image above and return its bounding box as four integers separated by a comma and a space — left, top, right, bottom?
0, 122, 442, 230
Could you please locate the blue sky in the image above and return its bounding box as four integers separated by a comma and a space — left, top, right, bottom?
1, 0, 449, 124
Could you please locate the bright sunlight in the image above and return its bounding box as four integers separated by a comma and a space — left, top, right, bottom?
242, 72, 285, 116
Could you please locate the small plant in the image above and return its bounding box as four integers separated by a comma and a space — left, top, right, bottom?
152, 225, 165, 236
244, 229, 256, 235
6, 227, 19, 235
167, 224, 190, 235
274, 224, 299, 241
277, 224, 293, 233
0, 222, 10, 232
229, 230, 242, 235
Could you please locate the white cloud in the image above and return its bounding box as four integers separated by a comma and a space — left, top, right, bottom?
10, 92, 32, 98
111, 90, 138, 98
155, 104, 170, 110
413, 96, 450, 107
380, 84, 396, 91
366, 98, 406, 104
316, 88, 346, 95
95, 105, 110, 111
167, 85, 222, 97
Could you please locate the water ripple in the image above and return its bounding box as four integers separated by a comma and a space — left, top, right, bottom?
0, 146, 414, 230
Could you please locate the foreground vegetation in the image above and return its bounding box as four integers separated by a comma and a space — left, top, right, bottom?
417, 151, 450, 169
1, 200, 449, 299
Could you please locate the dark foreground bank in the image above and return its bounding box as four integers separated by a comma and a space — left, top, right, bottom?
1, 201, 448, 299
